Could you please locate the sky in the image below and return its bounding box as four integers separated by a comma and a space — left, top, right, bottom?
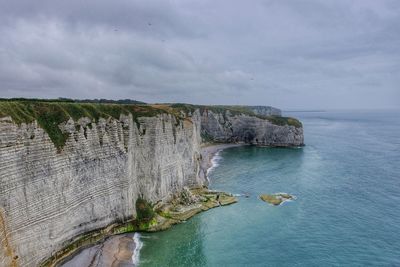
0, 0, 399, 110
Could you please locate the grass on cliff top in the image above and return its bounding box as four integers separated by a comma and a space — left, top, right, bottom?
169, 103, 302, 128
0, 100, 166, 150
0, 100, 301, 151
169, 103, 255, 116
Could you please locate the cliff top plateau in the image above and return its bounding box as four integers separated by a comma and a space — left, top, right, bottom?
0, 99, 302, 150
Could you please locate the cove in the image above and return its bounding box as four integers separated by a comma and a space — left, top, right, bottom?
138, 110, 400, 266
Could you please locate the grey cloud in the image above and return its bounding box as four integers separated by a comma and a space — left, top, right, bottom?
0, 0, 399, 109
0, 0, 199, 38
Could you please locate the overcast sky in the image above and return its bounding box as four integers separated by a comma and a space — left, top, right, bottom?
0, 0, 399, 109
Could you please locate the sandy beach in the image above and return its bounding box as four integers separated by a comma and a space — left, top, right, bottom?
62, 143, 242, 267
61, 234, 137, 267
200, 143, 245, 182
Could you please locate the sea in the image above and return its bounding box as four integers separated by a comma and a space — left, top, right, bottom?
137, 110, 400, 267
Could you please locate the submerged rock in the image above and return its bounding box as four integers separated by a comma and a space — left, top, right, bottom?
259, 193, 294, 206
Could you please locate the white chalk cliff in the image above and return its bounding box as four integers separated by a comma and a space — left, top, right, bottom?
0, 107, 303, 266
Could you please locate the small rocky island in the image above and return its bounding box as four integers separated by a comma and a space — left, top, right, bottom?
260, 193, 295, 206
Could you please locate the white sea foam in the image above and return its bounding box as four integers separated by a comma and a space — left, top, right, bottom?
276, 192, 297, 205
132, 232, 143, 266
206, 150, 223, 179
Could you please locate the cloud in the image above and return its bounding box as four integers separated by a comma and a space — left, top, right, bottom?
0, 0, 399, 109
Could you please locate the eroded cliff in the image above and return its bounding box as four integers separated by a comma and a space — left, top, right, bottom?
0, 101, 303, 266
200, 109, 303, 146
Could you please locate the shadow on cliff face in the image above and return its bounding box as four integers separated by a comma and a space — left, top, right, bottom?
243, 129, 256, 143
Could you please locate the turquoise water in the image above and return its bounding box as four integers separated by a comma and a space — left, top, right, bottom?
139, 111, 400, 267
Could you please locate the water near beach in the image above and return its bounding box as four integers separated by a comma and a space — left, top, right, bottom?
138, 110, 400, 266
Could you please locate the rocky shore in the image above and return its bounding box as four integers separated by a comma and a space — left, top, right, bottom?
62, 235, 136, 267
58, 144, 239, 267
60, 187, 237, 267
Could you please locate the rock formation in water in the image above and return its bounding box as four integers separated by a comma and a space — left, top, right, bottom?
0, 101, 303, 266
260, 193, 295, 205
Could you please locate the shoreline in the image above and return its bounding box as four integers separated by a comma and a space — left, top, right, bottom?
112, 235, 136, 266
200, 143, 246, 182
50, 143, 241, 267
60, 233, 138, 267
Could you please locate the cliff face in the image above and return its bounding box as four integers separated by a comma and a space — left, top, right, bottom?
0, 112, 202, 267
0, 105, 303, 267
200, 110, 304, 146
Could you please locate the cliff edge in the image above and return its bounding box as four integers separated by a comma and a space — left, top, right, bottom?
0, 101, 303, 266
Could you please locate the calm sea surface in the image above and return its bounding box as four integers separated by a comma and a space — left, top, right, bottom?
138, 110, 400, 267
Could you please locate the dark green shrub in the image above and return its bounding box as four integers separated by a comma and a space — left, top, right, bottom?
135, 197, 155, 222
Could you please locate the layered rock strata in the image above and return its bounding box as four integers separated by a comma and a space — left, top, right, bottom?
200, 110, 304, 146
0, 112, 202, 267
0, 106, 303, 267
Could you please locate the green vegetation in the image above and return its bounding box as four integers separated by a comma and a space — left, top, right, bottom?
113, 222, 137, 234
135, 197, 155, 222
0, 99, 301, 151
0, 100, 166, 151
265, 115, 302, 128
134, 197, 158, 231
138, 217, 158, 230
157, 210, 172, 218
39, 229, 106, 267
39, 187, 237, 266
170, 103, 302, 128
170, 103, 255, 116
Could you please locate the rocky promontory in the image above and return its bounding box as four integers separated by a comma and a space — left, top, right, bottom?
0, 100, 303, 266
